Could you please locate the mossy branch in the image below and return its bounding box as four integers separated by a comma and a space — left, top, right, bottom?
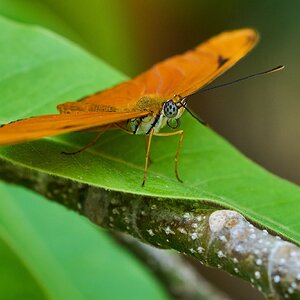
0, 159, 299, 300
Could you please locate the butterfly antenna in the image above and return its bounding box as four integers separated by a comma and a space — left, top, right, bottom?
187, 65, 285, 98
182, 65, 284, 127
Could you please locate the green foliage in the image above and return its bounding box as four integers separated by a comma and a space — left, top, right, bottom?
0, 16, 300, 245
0, 0, 139, 75
0, 0, 84, 44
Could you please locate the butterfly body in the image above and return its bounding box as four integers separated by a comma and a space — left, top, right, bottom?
0, 28, 259, 185
125, 97, 186, 135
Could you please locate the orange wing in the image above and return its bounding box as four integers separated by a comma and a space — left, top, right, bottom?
0, 111, 147, 145
0, 28, 258, 146
136, 28, 258, 99
59, 28, 258, 113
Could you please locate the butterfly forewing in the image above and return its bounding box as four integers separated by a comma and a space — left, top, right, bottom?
58, 81, 145, 114
134, 28, 258, 99
0, 111, 147, 145
59, 28, 258, 114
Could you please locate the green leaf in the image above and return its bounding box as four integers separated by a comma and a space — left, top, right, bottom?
0, 0, 140, 75
0, 181, 169, 299
0, 0, 84, 44
0, 14, 299, 248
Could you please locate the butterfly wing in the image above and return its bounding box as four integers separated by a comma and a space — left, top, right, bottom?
0, 111, 147, 145
59, 28, 258, 114
0, 28, 257, 146
134, 28, 258, 99
57, 80, 146, 114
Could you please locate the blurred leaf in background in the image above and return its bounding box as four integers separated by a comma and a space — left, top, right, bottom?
0, 0, 141, 74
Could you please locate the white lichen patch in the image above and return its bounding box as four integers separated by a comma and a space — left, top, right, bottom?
147, 229, 155, 236
219, 235, 227, 242
254, 271, 261, 279
164, 226, 175, 235
197, 246, 204, 254
191, 232, 198, 240
217, 250, 225, 258
183, 212, 192, 220
233, 257, 239, 264
273, 275, 281, 283
209, 210, 241, 233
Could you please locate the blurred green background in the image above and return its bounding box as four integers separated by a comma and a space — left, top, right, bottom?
0, 0, 298, 299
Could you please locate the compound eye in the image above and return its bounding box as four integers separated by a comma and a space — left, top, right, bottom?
163, 100, 178, 118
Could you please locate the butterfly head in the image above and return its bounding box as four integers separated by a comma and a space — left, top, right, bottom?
162, 96, 186, 129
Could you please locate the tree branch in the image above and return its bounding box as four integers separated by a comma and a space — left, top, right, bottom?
1, 159, 299, 300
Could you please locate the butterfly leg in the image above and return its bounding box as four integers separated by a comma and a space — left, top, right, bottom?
142, 127, 154, 187
154, 130, 184, 183
144, 135, 154, 166
116, 123, 154, 186
61, 126, 109, 155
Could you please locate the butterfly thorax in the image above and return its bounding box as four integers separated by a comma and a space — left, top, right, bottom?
127, 96, 186, 135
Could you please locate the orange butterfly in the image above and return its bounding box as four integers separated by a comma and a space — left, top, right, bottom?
0, 28, 258, 186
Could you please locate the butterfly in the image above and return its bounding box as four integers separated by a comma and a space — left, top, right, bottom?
0, 28, 258, 186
